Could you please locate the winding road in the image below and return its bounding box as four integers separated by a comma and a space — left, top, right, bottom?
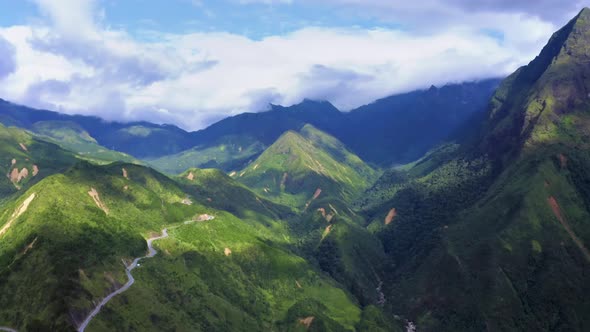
77, 228, 170, 332
0, 327, 17, 332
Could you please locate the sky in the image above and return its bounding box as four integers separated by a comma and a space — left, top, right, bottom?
0, 0, 585, 130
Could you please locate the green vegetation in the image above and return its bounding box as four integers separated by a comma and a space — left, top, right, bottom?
238, 124, 377, 208
31, 121, 140, 164
148, 136, 265, 174
0, 123, 78, 199
362, 9, 590, 331
0, 161, 370, 331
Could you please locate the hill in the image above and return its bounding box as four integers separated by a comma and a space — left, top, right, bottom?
362, 8, 590, 331
0, 161, 399, 331
237, 124, 376, 208
0, 99, 194, 159
152, 80, 499, 173
0, 123, 77, 199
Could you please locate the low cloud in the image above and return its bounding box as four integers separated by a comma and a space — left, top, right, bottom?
0, 37, 16, 79
0, 0, 564, 130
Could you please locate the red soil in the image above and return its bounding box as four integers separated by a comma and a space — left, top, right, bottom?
385, 208, 397, 225
547, 196, 590, 262
298, 317, 315, 329
559, 154, 568, 169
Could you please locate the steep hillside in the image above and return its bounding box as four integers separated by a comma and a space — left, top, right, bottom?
0, 123, 77, 199
31, 121, 139, 164
0, 99, 194, 158
148, 136, 265, 174
235, 125, 388, 308
238, 124, 376, 208
344, 79, 500, 165
1, 79, 498, 172
0, 162, 391, 331
363, 8, 590, 331
155, 81, 498, 173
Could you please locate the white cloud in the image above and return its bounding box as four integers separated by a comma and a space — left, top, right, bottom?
0, 0, 562, 130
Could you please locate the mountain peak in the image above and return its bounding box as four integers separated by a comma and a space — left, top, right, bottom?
271, 99, 340, 114
483, 8, 590, 161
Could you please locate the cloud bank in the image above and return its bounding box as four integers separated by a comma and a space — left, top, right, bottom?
0, 0, 576, 130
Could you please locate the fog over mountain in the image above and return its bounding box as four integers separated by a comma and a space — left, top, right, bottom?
0, 0, 580, 129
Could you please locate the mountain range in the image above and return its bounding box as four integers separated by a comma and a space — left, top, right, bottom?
1, 7, 590, 332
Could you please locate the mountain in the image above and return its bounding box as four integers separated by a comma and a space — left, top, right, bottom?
0, 160, 402, 331
343, 79, 500, 165
0, 99, 195, 158
30, 120, 139, 164
363, 8, 590, 331
237, 124, 377, 208
148, 100, 345, 173
0, 78, 498, 174
0, 123, 78, 199
235, 125, 388, 308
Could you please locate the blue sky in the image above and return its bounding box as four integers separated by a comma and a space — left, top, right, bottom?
0, 0, 585, 129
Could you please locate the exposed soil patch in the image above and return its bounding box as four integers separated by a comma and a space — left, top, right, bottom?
0, 193, 36, 237
123, 185, 129, 191
322, 224, 334, 239
9, 168, 18, 183
280, 172, 288, 188
32, 165, 39, 177
11, 159, 16, 165
385, 208, 397, 225
559, 154, 568, 169
304, 188, 322, 211
194, 214, 214, 221
298, 316, 315, 329
317, 208, 334, 222
19, 143, 28, 152
88, 188, 109, 215
9, 167, 29, 184
224, 248, 232, 256
295, 280, 302, 289
18, 168, 29, 182
122, 168, 129, 179
547, 196, 590, 262
312, 188, 322, 200
186, 172, 195, 181
253, 164, 259, 170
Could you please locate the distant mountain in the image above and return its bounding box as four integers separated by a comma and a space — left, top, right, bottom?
0, 78, 499, 173
363, 8, 590, 331
152, 79, 499, 173
0, 99, 194, 158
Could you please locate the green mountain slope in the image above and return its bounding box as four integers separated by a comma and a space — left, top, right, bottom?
0, 99, 195, 158
148, 136, 265, 174
364, 8, 590, 331
238, 124, 377, 208
0, 123, 77, 199
150, 81, 499, 173
0, 161, 388, 331
236, 125, 388, 308
31, 121, 139, 164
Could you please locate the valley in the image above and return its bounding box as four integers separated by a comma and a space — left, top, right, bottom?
1, 5, 590, 332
